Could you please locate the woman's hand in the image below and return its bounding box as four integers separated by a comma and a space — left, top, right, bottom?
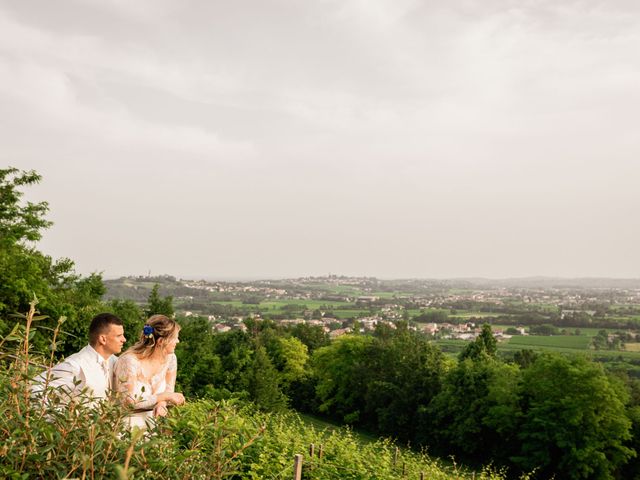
153, 401, 169, 417
167, 392, 185, 406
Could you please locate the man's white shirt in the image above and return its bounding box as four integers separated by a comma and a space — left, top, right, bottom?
33, 344, 117, 402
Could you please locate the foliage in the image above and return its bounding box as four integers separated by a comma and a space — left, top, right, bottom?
242, 410, 508, 480
515, 353, 634, 479
459, 324, 497, 361
0, 167, 52, 245
363, 326, 446, 440
145, 283, 174, 318
413, 309, 450, 323
286, 322, 330, 353
175, 315, 222, 396
247, 346, 288, 412
592, 329, 623, 351
425, 358, 520, 464
267, 335, 309, 389
312, 335, 374, 424
528, 324, 559, 336
0, 167, 106, 357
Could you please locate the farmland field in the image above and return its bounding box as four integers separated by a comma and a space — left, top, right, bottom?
437, 336, 640, 360
450, 311, 506, 319
332, 309, 372, 318
625, 343, 640, 352
369, 291, 407, 299
259, 300, 353, 310
508, 335, 591, 350
207, 299, 353, 310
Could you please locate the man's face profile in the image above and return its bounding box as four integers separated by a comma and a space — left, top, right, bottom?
101, 324, 126, 355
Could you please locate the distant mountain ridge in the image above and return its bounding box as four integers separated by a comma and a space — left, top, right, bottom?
105, 274, 640, 291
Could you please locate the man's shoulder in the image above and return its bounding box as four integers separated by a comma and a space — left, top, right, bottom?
62, 345, 107, 373
64, 345, 93, 363
53, 345, 92, 368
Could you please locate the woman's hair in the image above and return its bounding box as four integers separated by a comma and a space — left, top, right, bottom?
126, 314, 180, 359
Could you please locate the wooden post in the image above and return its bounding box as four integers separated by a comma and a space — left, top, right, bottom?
309, 443, 315, 458
293, 454, 303, 480
402, 462, 406, 476
420, 472, 425, 480
318, 444, 323, 459
393, 447, 399, 466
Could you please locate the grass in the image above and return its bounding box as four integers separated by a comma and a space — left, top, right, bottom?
298, 413, 380, 445
297, 413, 477, 478
451, 311, 506, 319
508, 335, 591, 350
435, 335, 640, 360
259, 300, 353, 310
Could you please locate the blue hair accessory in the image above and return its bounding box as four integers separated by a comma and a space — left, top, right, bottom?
143, 325, 154, 338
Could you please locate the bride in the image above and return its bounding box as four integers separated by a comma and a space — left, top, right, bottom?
113, 314, 185, 428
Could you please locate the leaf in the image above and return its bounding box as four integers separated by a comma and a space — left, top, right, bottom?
0, 323, 21, 343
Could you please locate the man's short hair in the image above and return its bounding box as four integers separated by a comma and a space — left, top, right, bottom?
89, 313, 123, 346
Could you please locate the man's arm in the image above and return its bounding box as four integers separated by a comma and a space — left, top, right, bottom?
32, 358, 85, 401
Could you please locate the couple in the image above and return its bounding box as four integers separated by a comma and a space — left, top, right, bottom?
36, 312, 185, 428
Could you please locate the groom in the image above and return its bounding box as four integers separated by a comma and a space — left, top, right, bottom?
34, 313, 126, 403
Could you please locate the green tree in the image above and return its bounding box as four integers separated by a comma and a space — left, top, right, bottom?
0, 168, 51, 246
175, 316, 222, 396
459, 323, 497, 361
0, 168, 75, 321
145, 283, 174, 317
512, 349, 538, 369
364, 329, 446, 441
215, 330, 254, 394
312, 335, 373, 424
268, 336, 309, 389
425, 358, 520, 464
529, 324, 559, 336
413, 309, 449, 323
286, 323, 329, 353
247, 346, 287, 411
0, 168, 104, 355
515, 354, 634, 479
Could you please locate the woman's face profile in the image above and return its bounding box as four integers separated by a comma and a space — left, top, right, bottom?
164, 331, 180, 354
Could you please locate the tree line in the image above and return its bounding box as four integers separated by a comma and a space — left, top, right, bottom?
169, 315, 640, 480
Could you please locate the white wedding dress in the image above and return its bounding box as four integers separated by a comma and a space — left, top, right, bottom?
113, 352, 177, 429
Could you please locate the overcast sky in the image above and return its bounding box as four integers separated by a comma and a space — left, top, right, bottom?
2, 0, 639, 279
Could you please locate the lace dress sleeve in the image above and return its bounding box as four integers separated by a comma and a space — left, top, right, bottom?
164, 354, 177, 394
113, 354, 158, 410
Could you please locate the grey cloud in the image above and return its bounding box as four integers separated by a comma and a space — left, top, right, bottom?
1, 0, 639, 278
